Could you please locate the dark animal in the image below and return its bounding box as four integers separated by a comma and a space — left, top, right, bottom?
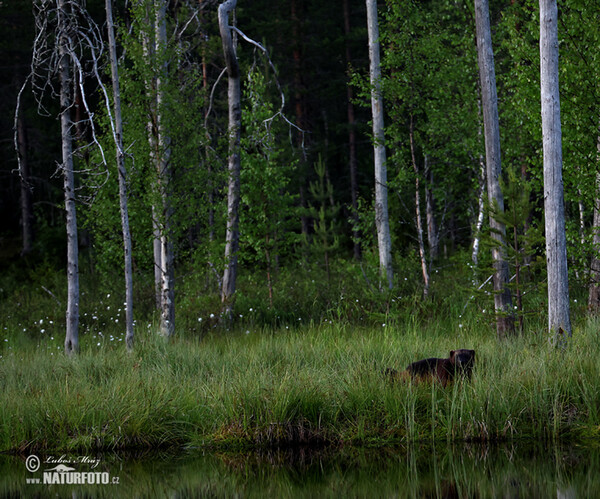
385, 349, 475, 387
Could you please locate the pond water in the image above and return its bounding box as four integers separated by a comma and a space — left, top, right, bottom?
1, 441, 599, 497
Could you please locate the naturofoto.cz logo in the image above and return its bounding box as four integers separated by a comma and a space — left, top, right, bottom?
25, 454, 120, 485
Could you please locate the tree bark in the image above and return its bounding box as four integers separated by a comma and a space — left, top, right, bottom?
366, 0, 393, 290
137, 0, 163, 311
219, 0, 241, 317
471, 100, 487, 268
588, 131, 600, 313
58, 0, 79, 355
409, 117, 430, 296
155, 0, 175, 337
540, 0, 571, 341
17, 112, 34, 256
424, 155, 438, 262
106, 0, 134, 350
474, 0, 515, 338
344, 0, 361, 260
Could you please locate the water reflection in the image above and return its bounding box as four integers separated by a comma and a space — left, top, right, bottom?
1, 441, 600, 497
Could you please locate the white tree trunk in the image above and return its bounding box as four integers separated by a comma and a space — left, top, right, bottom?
471, 98, 487, 269
219, 0, 242, 316
540, 0, 571, 340
474, 0, 515, 337
138, 1, 163, 311
154, 0, 175, 337
106, 0, 134, 350
409, 118, 430, 296
58, 0, 79, 355
366, 0, 393, 290
472, 149, 487, 268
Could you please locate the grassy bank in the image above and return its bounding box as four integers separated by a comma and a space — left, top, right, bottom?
1, 314, 600, 453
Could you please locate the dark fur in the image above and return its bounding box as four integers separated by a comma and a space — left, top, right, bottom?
386, 349, 475, 387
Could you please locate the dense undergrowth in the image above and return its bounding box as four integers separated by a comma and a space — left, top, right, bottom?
0, 254, 598, 453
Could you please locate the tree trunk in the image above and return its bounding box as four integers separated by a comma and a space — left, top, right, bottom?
366, 0, 393, 290
471, 100, 487, 268
588, 131, 600, 313
58, 0, 79, 355
474, 0, 515, 338
410, 117, 430, 296
152, 211, 162, 309
424, 155, 438, 262
540, 0, 571, 341
343, 0, 361, 260
219, 0, 242, 317
138, 0, 162, 311
17, 112, 34, 256
106, 0, 134, 350
155, 0, 175, 337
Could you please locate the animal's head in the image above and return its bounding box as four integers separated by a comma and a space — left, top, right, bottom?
450, 349, 475, 374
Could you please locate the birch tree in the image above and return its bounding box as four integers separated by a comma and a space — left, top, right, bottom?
366, 0, 393, 290
155, 0, 175, 337
474, 0, 515, 338
106, 0, 134, 349
409, 115, 430, 296
26, 0, 114, 353
219, 0, 242, 316
134, 0, 174, 336
471, 100, 487, 268
540, 0, 571, 341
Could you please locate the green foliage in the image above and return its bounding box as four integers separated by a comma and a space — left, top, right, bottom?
80, 0, 213, 284
305, 155, 341, 276
485, 163, 546, 330
239, 65, 298, 269
381, 0, 480, 252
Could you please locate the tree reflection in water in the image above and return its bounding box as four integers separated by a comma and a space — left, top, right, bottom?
2, 442, 600, 497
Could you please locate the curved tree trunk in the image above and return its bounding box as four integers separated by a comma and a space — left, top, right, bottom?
474, 0, 515, 338
219, 0, 242, 317
540, 0, 571, 342
366, 0, 393, 290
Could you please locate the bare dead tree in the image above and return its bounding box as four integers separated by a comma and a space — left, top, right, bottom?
216, 0, 304, 318
474, 0, 515, 338
540, 0, 571, 343
21, 0, 111, 354
218, 0, 242, 318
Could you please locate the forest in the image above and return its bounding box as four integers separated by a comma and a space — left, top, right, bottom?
1, 0, 600, 453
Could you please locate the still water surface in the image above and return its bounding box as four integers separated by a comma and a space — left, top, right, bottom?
1, 441, 599, 497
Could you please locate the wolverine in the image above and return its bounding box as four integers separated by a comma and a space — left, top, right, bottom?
385, 349, 475, 387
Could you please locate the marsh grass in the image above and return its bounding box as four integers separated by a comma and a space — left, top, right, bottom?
0, 255, 597, 452
1, 313, 600, 453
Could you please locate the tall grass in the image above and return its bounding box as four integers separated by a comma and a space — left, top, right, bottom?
0, 254, 597, 452
1, 314, 600, 453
